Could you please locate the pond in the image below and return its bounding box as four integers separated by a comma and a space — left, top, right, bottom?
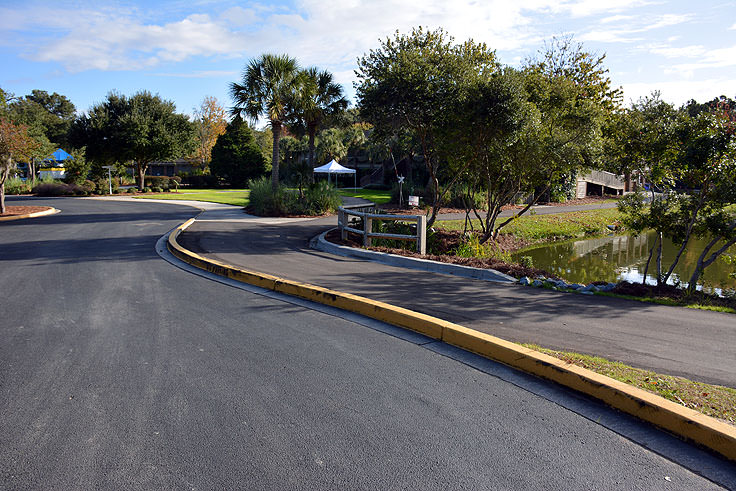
511, 231, 736, 296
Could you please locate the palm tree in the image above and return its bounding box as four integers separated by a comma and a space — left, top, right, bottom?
291, 68, 348, 179
230, 54, 299, 190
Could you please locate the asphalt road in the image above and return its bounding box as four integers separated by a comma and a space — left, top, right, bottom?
1, 196, 733, 489
180, 211, 736, 388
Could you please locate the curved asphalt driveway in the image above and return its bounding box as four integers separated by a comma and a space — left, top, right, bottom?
178, 207, 736, 388
0, 196, 733, 489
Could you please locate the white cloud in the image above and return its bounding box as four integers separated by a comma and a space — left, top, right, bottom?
646, 44, 706, 58
2, 0, 656, 75
666, 45, 736, 73
622, 79, 736, 106
556, 0, 646, 18
152, 70, 238, 78
578, 13, 692, 44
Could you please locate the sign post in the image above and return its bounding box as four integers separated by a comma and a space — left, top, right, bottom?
102, 166, 115, 195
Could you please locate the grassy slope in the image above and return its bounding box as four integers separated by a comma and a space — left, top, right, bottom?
523, 343, 736, 425
438, 208, 622, 242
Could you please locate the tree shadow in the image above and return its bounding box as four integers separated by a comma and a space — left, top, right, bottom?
0, 235, 163, 264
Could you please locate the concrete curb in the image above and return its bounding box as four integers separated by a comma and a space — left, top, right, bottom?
312, 228, 516, 284
0, 206, 59, 222
169, 218, 736, 463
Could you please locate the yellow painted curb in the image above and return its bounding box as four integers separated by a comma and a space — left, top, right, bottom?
168, 218, 736, 462
0, 207, 59, 222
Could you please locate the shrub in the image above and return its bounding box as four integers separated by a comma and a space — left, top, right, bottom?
151, 187, 163, 193
248, 177, 294, 216
144, 176, 176, 190
143, 187, 152, 193
32, 182, 75, 196
303, 181, 341, 215
5, 177, 32, 195
93, 177, 119, 195
391, 180, 425, 205
178, 172, 218, 188
126, 188, 137, 194
82, 180, 96, 193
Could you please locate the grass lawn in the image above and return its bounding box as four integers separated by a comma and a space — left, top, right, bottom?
135, 187, 392, 207
523, 343, 736, 425
338, 188, 392, 204
135, 189, 250, 207
438, 208, 623, 242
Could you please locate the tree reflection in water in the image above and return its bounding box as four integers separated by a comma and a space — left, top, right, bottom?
512, 231, 736, 296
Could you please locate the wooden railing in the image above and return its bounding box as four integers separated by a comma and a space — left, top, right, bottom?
337, 206, 427, 254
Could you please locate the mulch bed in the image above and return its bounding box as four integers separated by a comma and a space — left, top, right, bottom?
0, 205, 52, 217
324, 228, 554, 280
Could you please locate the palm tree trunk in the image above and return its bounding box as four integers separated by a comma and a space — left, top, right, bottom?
308, 123, 316, 184
271, 121, 282, 191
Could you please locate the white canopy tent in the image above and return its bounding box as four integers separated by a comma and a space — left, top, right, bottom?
313, 159, 356, 189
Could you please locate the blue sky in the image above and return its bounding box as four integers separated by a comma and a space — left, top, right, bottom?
1, 0, 734, 121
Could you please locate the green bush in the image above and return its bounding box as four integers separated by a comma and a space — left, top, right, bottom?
93, 177, 119, 195
151, 187, 163, 193
391, 180, 425, 205
143, 187, 152, 193
144, 176, 177, 190
32, 182, 75, 196
4, 177, 32, 195
248, 177, 294, 215
126, 188, 137, 194
303, 181, 341, 215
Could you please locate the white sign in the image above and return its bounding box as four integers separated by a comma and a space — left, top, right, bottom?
408, 195, 419, 207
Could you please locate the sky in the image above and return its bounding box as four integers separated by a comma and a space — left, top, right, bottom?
1, 0, 734, 120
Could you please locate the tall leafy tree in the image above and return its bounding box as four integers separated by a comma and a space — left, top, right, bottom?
9, 90, 76, 148
231, 54, 300, 190
210, 116, 267, 187
617, 98, 736, 291
193, 96, 227, 170
288, 68, 348, 175
0, 118, 34, 213
356, 27, 499, 227
70, 91, 194, 189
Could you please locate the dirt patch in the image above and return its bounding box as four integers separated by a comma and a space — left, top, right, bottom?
0, 205, 53, 217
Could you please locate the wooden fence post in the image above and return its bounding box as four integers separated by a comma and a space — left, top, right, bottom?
339, 209, 347, 241
364, 215, 372, 247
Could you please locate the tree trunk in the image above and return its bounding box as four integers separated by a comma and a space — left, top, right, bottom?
29, 158, 36, 184
137, 162, 147, 190
271, 121, 282, 191
0, 182, 5, 214
307, 123, 316, 184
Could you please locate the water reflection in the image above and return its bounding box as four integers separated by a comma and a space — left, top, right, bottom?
511, 231, 736, 296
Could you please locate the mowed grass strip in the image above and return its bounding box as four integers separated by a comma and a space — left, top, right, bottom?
522, 343, 736, 425
338, 188, 392, 204
439, 208, 623, 242
135, 189, 251, 207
